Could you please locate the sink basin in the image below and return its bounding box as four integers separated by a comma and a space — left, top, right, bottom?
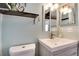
39, 38, 78, 52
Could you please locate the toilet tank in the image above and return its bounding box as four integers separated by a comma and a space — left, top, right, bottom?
9, 43, 36, 56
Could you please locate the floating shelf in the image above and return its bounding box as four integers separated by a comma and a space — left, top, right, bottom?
0, 9, 39, 24
0, 3, 9, 9
0, 9, 39, 18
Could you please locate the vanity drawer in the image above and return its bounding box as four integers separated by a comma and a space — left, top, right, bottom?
53, 45, 77, 56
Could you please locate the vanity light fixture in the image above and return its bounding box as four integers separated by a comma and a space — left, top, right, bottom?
44, 3, 59, 11
60, 5, 72, 15
63, 7, 72, 14
44, 3, 52, 10
54, 4, 59, 10
44, 3, 59, 32
51, 4, 59, 11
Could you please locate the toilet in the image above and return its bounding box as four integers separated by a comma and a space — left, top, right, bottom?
9, 43, 36, 56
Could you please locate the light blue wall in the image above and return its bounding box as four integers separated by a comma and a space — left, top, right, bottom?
1, 3, 49, 56
0, 14, 2, 56
2, 15, 40, 55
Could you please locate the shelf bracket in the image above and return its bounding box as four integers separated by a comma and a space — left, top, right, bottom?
33, 18, 36, 24
33, 16, 39, 24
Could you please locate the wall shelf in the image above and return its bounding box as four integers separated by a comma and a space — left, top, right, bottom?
0, 3, 9, 9
0, 9, 39, 24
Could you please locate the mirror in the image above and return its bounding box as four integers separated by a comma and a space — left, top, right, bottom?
42, 3, 77, 37
42, 4, 58, 32
45, 10, 57, 27
59, 3, 76, 26
42, 3, 76, 32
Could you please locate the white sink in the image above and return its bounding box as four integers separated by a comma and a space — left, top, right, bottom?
39, 38, 78, 52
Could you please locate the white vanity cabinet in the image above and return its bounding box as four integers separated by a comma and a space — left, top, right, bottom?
53, 45, 77, 56
39, 38, 78, 56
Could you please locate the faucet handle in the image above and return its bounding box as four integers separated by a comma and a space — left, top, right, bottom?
49, 32, 56, 39
52, 33, 56, 37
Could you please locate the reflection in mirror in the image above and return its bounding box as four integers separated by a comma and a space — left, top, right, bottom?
44, 8, 50, 32
45, 10, 57, 27
42, 3, 58, 32
42, 3, 76, 32
42, 3, 76, 37
59, 3, 75, 26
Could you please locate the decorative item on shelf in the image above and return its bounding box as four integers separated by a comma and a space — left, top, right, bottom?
6, 3, 17, 11
6, 3, 26, 12
16, 3, 26, 12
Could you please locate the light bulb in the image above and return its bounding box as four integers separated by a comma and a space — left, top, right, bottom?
54, 4, 59, 9
63, 11, 68, 14
44, 3, 52, 10
64, 6, 68, 12
51, 6, 54, 11
60, 8, 64, 14
67, 8, 72, 13
51, 4, 59, 11
63, 8, 72, 15
44, 4, 49, 10
48, 3, 52, 7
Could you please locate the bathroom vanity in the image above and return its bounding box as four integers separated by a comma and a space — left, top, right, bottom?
39, 38, 78, 56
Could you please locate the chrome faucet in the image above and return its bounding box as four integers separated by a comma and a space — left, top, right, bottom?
49, 32, 55, 39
